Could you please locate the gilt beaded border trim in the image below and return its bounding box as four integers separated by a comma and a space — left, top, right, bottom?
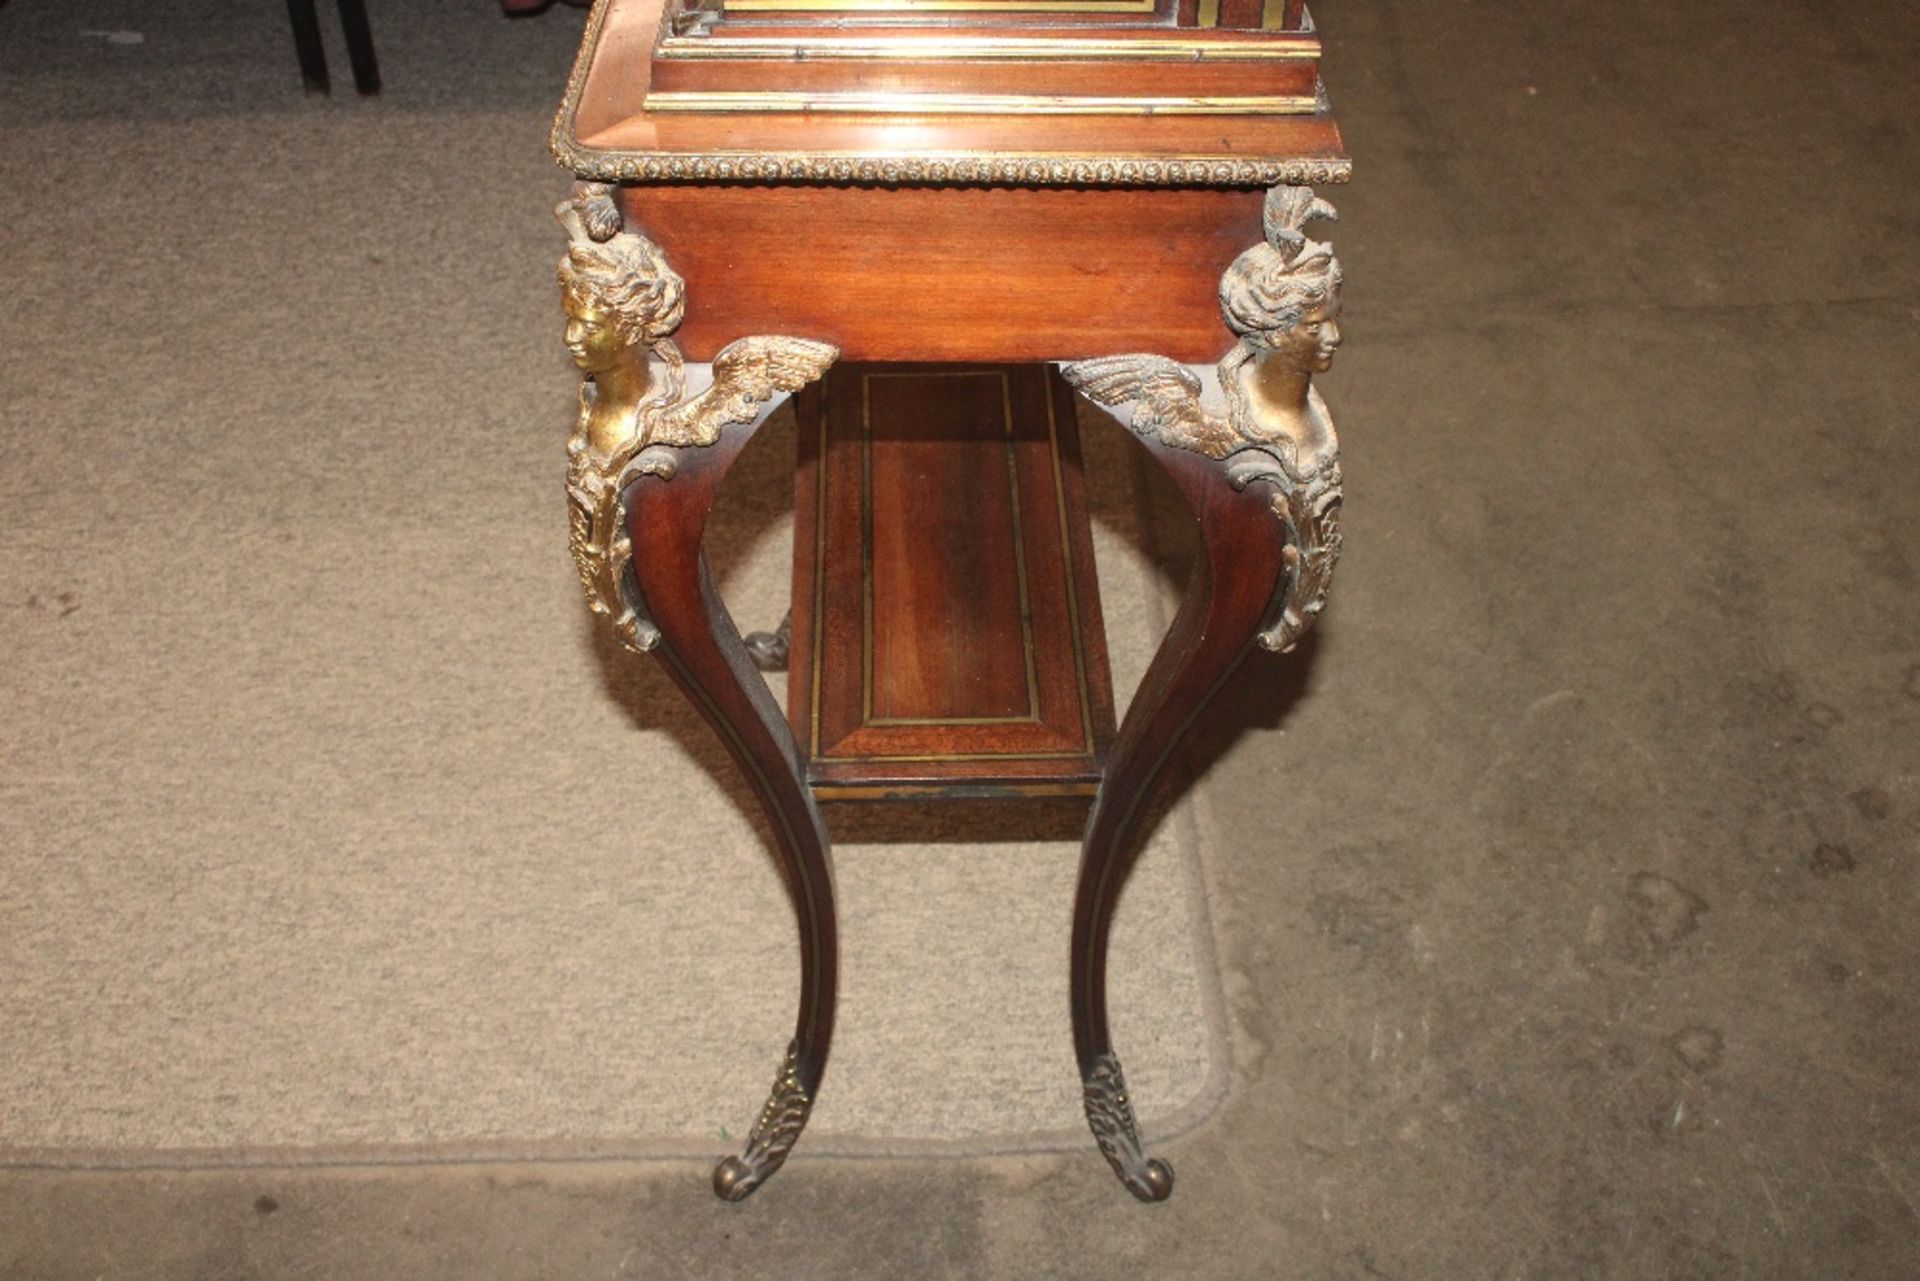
556, 148, 1352, 186
549, 0, 1353, 188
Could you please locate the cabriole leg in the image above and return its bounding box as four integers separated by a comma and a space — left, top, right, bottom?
1061, 182, 1347, 1202
554, 181, 841, 1201
621, 439, 838, 1203
1070, 438, 1299, 1203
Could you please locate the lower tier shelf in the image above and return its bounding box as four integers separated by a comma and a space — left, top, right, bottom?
787, 363, 1118, 801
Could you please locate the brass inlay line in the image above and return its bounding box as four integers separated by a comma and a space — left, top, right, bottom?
865, 714, 1041, 725
644, 91, 1320, 116
858, 370, 1042, 734
655, 34, 1319, 60
860, 373, 874, 726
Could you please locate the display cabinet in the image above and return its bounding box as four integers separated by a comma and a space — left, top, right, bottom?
551, 0, 1349, 1201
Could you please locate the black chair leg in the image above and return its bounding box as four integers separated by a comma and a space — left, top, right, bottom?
336, 0, 381, 95
286, 0, 331, 95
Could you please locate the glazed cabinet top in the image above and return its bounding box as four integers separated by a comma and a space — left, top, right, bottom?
552, 0, 1349, 185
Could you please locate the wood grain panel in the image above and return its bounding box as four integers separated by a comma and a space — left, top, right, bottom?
866, 370, 1034, 721
622, 182, 1264, 362
788, 364, 1117, 799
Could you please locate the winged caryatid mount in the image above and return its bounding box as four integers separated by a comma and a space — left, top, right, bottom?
557, 181, 838, 653
1062, 184, 1344, 654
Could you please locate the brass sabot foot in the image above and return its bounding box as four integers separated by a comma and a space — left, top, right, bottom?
711, 1154, 765, 1203
713, 1041, 814, 1202
1121, 1157, 1175, 1203
1082, 1053, 1175, 1203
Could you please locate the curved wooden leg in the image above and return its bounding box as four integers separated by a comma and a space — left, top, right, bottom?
1061, 183, 1346, 1201
620, 426, 837, 1203
554, 181, 842, 1200
1070, 438, 1306, 1203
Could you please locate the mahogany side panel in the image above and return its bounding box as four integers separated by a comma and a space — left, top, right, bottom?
620, 183, 1265, 362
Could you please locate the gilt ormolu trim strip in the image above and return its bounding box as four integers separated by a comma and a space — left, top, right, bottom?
549, 0, 1353, 187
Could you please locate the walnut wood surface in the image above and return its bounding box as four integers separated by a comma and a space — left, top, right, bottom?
620, 183, 1266, 362
1217, 0, 1263, 29
788, 364, 1116, 799
1176, 0, 1305, 26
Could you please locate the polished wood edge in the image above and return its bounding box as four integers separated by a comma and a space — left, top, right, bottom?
550, 0, 1352, 186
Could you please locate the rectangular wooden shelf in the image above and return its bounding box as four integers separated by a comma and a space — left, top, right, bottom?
787, 363, 1117, 801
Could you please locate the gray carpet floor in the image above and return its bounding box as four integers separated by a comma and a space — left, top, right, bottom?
0, 0, 1230, 1162
2, 0, 1918, 1277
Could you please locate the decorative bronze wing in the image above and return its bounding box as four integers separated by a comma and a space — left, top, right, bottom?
1060, 354, 1240, 461
651, 336, 841, 449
